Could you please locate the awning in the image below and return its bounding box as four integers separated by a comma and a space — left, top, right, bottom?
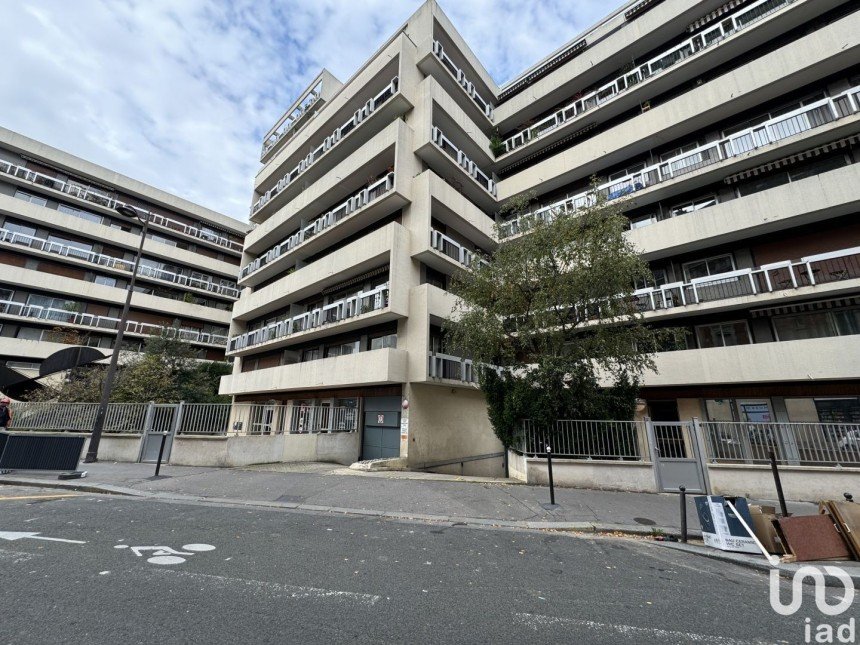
625, 0, 665, 20
750, 296, 860, 318
687, 0, 752, 32
498, 122, 598, 177
322, 266, 388, 295
723, 135, 860, 184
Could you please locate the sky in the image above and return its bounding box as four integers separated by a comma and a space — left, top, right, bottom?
0, 0, 620, 221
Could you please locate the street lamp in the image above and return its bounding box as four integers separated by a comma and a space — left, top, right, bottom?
84, 203, 151, 462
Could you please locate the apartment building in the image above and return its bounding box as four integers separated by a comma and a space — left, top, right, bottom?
0, 127, 250, 380
222, 0, 860, 472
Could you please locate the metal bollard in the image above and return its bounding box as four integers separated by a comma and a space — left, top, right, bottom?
546, 445, 555, 506
845, 493, 855, 503
768, 450, 788, 517
154, 431, 169, 476
679, 485, 687, 543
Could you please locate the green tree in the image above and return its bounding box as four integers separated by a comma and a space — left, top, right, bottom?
447, 184, 675, 448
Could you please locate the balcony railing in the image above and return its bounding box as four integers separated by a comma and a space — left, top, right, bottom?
229, 284, 390, 353
240, 173, 395, 281
0, 227, 239, 299
0, 159, 243, 253
251, 77, 400, 217
0, 299, 228, 347
431, 41, 494, 120
502, 0, 797, 153
428, 351, 475, 382
261, 81, 323, 159
500, 83, 860, 237
430, 229, 477, 268
632, 245, 860, 312
430, 127, 497, 197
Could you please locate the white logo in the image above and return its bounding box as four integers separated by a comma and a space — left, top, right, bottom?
769, 566, 855, 617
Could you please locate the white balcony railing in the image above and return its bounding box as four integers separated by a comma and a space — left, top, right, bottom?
503, 0, 798, 153
261, 81, 323, 159
0, 227, 239, 299
428, 351, 475, 383
0, 159, 243, 253
0, 299, 228, 347
632, 245, 860, 313
251, 77, 400, 217
240, 173, 395, 281
430, 127, 497, 197
431, 41, 494, 120
228, 284, 390, 353
500, 83, 860, 237
430, 229, 476, 268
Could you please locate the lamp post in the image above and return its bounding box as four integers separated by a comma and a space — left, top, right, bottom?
84, 204, 150, 463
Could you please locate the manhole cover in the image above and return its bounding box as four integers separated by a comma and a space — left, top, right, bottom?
633, 517, 656, 526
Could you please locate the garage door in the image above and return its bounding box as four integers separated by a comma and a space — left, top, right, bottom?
362, 396, 401, 460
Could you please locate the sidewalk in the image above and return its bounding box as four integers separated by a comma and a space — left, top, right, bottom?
0, 460, 817, 535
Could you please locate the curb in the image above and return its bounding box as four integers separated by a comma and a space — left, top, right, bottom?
0, 477, 700, 538
657, 542, 860, 588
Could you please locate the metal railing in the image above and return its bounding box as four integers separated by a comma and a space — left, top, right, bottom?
519, 419, 645, 460
427, 352, 475, 382
0, 159, 243, 253
12, 401, 149, 434
431, 127, 497, 196
228, 283, 390, 353
499, 81, 860, 237
0, 227, 239, 299
431, 41, 494, 120
430, 230, 476, 268
0, 299, 228, 347
251, 76, 399, 217
240, 173, 394, 281
502, 0, 797, 153
702, 420, 860, 466
261, 81, 323, 159
632, 245, 860, 312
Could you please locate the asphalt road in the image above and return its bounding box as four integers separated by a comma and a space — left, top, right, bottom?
0, 487, 853, 644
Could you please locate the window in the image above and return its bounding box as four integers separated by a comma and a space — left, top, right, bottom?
669, 195, 718, 219
324, 340, 360, 358
772, 308, 860, 342
629, 213, 657, 229
3, 220, 37, 238
0, 288, 14, 303
94, 275, 117, 287
13, 190, 47, 207
16, 327, 44, 341
146, 233, 178, 247
695, 321, 751, 348
682, 254, 734, 281
369, 334, 397, 350
58, 204, 103, 225
47, 235, 92, 259
301, 347, 321, 362
660, 142, 700, 162
608, 162, 646, 181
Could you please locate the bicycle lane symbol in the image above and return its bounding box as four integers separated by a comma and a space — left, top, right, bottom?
114, 543, 216, 565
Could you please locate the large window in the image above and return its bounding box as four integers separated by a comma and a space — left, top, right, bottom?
682, 254, 735, 281
369, 333, 397, 350
668, 195, 718, 219
772, 308, 860, 341
324, 340, 360, 358
3, 220, 37, 238
695, 321, 751, 348
58, 204, 103, 225
13, 190, 47, 207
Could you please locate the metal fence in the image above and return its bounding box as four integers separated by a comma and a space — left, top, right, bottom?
12, 402, 149, 434
519, 419, 644, 460
702, 421, 860, 467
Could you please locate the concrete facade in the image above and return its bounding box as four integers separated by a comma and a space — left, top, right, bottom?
223, 0, 860, 473
0, 127, 251, 379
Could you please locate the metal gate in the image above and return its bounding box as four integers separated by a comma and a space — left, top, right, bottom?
138, 403, 182, 463
645, 419, 709, 493
361, 396, 401, 460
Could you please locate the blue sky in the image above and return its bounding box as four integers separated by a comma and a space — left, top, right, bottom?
0, 0, 620, 220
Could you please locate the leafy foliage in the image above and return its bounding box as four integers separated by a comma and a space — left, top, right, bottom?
447, 184, 676, 446
488, 128, 505, 157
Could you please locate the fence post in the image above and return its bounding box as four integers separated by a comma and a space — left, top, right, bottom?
691, 417, 712, 494
644, 416, 663, 492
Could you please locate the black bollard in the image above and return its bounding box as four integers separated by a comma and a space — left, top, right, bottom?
845, 493, 855, 503
769, 450, 788, 517
154, 431, 169, 477
546, 445, 556, 507
679, 485, 687, 543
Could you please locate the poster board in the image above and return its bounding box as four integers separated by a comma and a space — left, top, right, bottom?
694, 496, 759, 554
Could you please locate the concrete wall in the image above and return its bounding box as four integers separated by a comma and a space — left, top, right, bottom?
404, 383, 504, 477
707, 464, 860, 503
523, 458, 659, 493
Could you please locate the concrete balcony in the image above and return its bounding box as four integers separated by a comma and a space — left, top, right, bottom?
219, 348, 409, 396
497, 13, 860, 201
427, 351, 477, 384
0, 227, 239, 300
232, 222, 410, 322
0, 158, 243, 254
628, 164, 860, 260
500, 83, 860, 236
417, 127, 496, 212
643, 336, 860, 387
239, 173, 406, 288
244, 119, 409, 255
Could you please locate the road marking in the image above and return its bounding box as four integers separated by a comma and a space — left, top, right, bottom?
514, 613, 769, 644
0, 493, 81, 501
153, 569, 381, 607
114, 543, 216, 565
0, 548, 42, 563
0, 531, 86, 544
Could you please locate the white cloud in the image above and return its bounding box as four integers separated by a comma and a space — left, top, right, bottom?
0, 0, 619, 221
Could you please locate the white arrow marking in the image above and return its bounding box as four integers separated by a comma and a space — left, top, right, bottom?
0, 531, 86, 545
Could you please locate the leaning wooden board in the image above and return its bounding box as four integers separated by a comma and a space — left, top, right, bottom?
820, 501, 860, 561
775, 515, 852, 562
